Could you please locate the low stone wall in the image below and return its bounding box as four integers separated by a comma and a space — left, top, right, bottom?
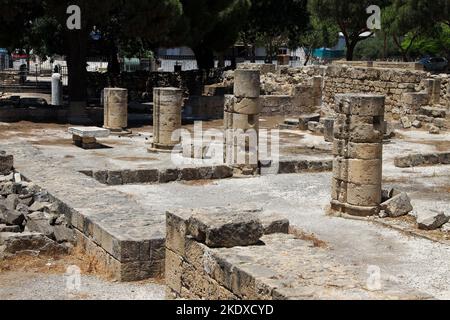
333, 60, 424, 71
83, 166, 234, 186
165, 207, 428, 300
83, 159, 332, 186
234, 64, 448, 117
394, 152, 450, 168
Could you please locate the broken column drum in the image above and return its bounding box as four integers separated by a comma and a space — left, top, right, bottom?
331, 93, 385, 217
224, 69, 261, 175
152, 87, 183, 151
104, 88, 128, 132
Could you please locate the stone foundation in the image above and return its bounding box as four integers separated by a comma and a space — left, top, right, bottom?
165, 208, 429, 300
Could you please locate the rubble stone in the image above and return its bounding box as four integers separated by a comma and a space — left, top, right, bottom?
380, 193, 413, 218
417, 211, 449, 230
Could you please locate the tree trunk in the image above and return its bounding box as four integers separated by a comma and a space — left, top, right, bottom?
193, 45, 215, 70
346, 41, 357, 61
66, 30, 89, 124
217, 53, 225, 68
107, 42, 121, 87
250, 44, 256, 63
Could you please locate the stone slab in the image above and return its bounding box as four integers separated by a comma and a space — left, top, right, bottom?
68, 127, 111, 138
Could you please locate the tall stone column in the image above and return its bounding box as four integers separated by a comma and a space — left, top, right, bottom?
150, 87, 183, 152
103, 88, 128, 132
331, 94, 385, 217
224, 69, 261, 176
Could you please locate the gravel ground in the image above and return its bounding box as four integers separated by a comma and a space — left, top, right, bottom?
0, 272, 165, 300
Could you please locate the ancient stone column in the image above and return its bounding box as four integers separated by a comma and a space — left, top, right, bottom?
224, 69, 261, 175
150, 87, 183, 152
103, 88, 128, 132
51, 73, 63, 106
331, 93, 385, 217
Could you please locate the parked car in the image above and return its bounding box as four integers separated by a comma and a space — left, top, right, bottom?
418, 57, 448, 72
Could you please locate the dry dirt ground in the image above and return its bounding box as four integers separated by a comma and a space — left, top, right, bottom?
0, 252, 165, 300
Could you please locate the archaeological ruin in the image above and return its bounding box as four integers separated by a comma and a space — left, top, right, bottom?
1, 60, 449, 301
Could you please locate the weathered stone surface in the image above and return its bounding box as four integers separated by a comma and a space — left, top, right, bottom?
394, 152, 450, 168
26, 217, 55, 239
186, 208, 264, 248
0, 152, 14, 175
5, 194, 19, 211
412, 120, 422, 128
29, 201, 51, 212
4, 210, 25, 226
335, 94, 385, 116
0, 224, 21, 232
380, 193, 413, 218
0, 182, 21, 196
299, 114, 321, 130
401, 116, 412, 129
234, 70, 261, 98
0, 232, 66, 255
428, 125, 440, 135
417, 211, 449, 230
420, 106, 446, 118
53, 225, 75, 243
68, 127, 110, 138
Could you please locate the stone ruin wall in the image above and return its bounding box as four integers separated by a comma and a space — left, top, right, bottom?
228, 64, 449, 118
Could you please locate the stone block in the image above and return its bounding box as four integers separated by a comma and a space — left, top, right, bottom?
335, 94, 385, 116
347, 142, 382, 160
0, 152, 14, 175
347, 159, 382, 185
331, 178, 347, 203
298, 114, 320, 130
165, 249, 184, 294
380, 193, 413, 218
166, 211, 189, 256
224, 95, 261, 115
234, 70, 260, 98
417, 210, 449, 230
346, 183, 381, 207
0, 232, 66, 255
186, 208, 264, 248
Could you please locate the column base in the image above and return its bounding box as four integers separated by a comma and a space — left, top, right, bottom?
148, 143, 181, 154
330, 200, 379, 217
103, 127, 133, 136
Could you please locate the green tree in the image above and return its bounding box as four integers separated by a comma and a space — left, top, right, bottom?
308, 0, 391, 61
173, 0, 251, 70
385, 0, 450, 61
407, 23, 450, 61
23, 0, 182, 120
241, 0, 309, 63
297, 18, 339, 65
